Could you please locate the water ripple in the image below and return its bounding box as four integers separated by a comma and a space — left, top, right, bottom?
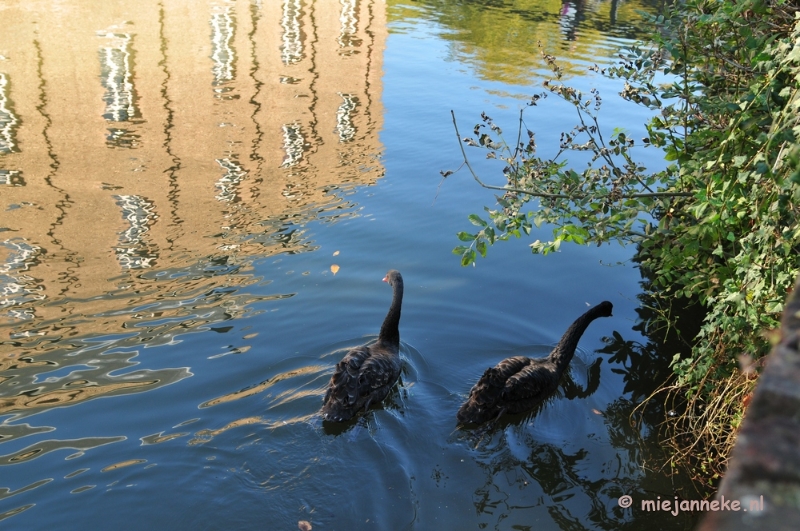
0, 436, 126, 466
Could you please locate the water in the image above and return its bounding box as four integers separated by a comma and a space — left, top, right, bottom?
1, 1, 701, 529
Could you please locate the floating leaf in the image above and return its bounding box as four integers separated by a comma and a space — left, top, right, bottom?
330, 264, 340, 275
333, 250, 340, 256
592, 409, 603, 415
298, 521, 312, 531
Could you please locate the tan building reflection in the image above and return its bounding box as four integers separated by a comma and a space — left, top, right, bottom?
0, 0, 386, 340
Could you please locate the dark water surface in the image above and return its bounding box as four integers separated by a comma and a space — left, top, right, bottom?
1, 1, 700, 529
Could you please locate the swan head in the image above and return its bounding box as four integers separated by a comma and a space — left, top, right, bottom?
382, 270, 402, 286
595, 300, 613, 317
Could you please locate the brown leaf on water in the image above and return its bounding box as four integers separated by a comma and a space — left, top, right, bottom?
330, 264, 340, 275
333, 250, 340, 256
591, 409, 603, 416
298, 521, 312, 531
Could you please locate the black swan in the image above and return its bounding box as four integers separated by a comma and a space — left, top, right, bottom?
457, 300, 613, 425
321, 270, 404, 422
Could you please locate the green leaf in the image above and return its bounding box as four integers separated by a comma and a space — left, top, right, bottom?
485, 226, 496, 244
460, 249, 476, 267
468, 214, 488, 227
457, 232, 475, 242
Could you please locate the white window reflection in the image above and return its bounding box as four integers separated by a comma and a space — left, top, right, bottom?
338, 0, 362, 51
335, 93, 358, 143
0, 169, 24, 186
215, 157, 247, 202
0, 238, 43, 321
211, 3, 236, 89
99, 33, 137, 122
113, 195, 157, 270
280, 122, 306, 167
0, 73, 19, 155
281, 0, 303, 65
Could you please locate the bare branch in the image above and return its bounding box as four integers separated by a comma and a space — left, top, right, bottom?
452, 108, 694, 201
451, 110, 574, 199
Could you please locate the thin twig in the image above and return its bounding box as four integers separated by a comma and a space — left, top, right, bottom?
433, 162, 465, 205
513, 109, 524, 188
451, 110, 693, 200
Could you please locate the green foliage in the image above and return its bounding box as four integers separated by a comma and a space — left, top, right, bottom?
447, 0, 800, 473
616, 0, 800, 389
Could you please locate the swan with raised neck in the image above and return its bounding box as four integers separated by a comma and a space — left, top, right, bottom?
322, 270, 404, 422
456, 300, 613, 425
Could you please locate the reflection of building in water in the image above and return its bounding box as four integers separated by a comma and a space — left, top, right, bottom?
335, 93, 359, 143
280, 122, 306, 168
0, 73, 20, 155
0, 170, 24, 186
98, 31, 141, 148
280, 0, 304, 65
214, 157, 246, 203
0, 0, 385, 340
99, 33, 137, 122
338, 0, 363, 53
210, 1, 237, 99
0, 238, 43, 321
113, 194, 159, 270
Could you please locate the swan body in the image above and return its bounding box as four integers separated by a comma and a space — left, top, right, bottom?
457, 300, 613, 425
322, 270, 404, 422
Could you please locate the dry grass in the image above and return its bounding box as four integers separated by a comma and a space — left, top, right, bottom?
634, 360, 758, 488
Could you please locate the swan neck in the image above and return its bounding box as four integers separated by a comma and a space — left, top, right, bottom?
549, 306, 605, 370
378, 280, 403, 347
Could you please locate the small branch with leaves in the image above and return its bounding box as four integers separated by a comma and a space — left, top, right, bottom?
441, 46, 693, 265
